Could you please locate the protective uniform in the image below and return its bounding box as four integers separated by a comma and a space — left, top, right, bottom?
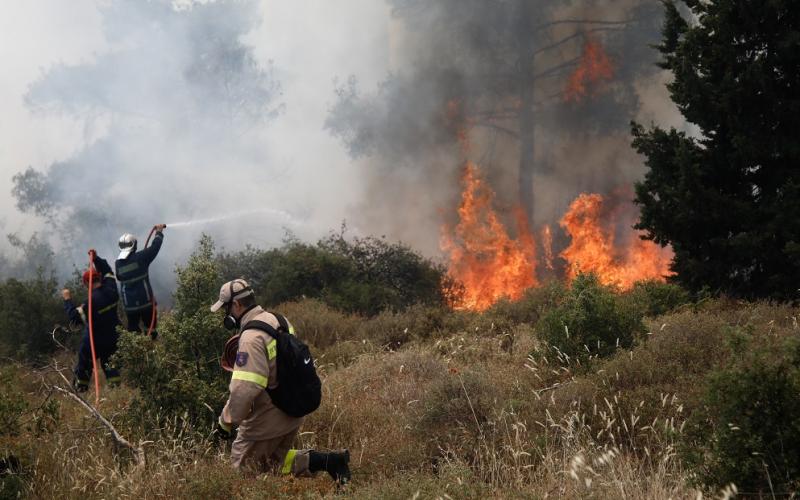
64, 255, 121, 389
219, 304, 311, 474
115, 230, 163, 339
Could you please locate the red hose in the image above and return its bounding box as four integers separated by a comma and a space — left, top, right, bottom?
87, 250, 101, 406
144, 225, 159, 339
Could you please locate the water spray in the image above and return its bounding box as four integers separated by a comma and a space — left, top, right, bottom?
165, 208, 300, 228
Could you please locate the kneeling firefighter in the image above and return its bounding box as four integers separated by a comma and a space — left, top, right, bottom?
115, 224, 165, 340
211, 279, 350, 483
62, 250, 121, 391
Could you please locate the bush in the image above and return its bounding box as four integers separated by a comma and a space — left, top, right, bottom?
681, 336, 800, 494
218, 231, 456, 316
625, 280, 691, 317
0, 273, 63, 363
115, 235, 229, 428
537, 273, 645, 361
485, 281, 566, 326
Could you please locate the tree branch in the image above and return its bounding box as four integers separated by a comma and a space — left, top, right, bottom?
534, 19, 630, 31
51, 370, 145, 468
533, 26, 626, 57
473, 121, 519, 139
533, 56, 582, 80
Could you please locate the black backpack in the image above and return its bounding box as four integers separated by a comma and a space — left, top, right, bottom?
242, 314, 321, 418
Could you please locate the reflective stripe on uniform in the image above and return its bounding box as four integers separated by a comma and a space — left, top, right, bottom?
288, 325, 295, 335
281, 449, 298, 474
97, 302, 117, 314
231, 370, 268, 388
267, 339, 277, 360
120, 272, 148, 284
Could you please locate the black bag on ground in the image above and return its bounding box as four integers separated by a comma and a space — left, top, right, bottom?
242, 314, 321, 418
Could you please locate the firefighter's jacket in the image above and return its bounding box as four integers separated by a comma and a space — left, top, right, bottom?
220, 306, 303, 441
115, 232, 163, 312
64, 256, 120, 347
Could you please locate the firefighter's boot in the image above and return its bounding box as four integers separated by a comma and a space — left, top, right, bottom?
72, 377, 89, 393
309, 449, 351, 484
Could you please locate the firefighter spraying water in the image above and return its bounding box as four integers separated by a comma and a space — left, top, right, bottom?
115, 224, 167, 340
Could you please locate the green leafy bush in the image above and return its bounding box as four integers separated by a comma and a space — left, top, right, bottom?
537, 273, 645, 360
115, 235, 229, 428
218, 232, 457, 316
0, 369, 27, 437
625, 280, 690, 317
0, 273, 63, 363
681, 336, 800, 494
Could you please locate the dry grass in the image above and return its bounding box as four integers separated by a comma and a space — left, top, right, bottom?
3, 300, 798, 498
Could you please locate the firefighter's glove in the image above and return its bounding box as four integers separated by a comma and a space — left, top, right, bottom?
215, 416, 233, 440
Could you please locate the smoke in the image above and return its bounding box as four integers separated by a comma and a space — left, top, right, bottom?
325, 0, 672, 261
2, 0, 390, 297
1, 0, 680, 298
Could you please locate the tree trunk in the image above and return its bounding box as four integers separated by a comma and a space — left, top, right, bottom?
517, 2, 536, 224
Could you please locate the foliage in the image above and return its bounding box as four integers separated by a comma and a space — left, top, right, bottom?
0, 273, 63, 363
625, 280, 691, 317
632, 0, 800, 300
538, 273, 645, 360
681, 335, 800, 494
115, 235, 229, 427
218, 231, 455, 316
0, 369, 27, 438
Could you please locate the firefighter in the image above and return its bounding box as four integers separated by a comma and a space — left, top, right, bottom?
211, 279, 351, 483
62, 251, 121, 391
115, 224, 166, 339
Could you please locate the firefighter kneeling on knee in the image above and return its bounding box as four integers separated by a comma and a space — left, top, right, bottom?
211, 279, 350, 483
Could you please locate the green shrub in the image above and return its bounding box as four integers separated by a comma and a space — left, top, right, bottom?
485, 281, 566, 325
0, 369, 27, 437
681, 337, 800, 494
0, 273, 63, 363
218, 231, 456, 316
115, 235, 229, 428
625, 280, 691, 317
537, 273, 645, 360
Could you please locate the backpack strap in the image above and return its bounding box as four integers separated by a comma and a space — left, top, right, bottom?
242, 320, 279, 340
270, 312, 290, 333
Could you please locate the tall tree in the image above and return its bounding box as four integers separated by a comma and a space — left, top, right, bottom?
327, 0, 662, 225
632, 0, 800, 300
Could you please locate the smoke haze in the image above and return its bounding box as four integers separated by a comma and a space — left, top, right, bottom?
1, 0, 685, 295
1, 0, 391, 298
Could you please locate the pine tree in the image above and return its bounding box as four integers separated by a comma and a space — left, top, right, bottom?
632, 0, 800, 300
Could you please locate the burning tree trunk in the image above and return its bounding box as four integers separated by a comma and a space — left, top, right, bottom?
517, 1, 536, 225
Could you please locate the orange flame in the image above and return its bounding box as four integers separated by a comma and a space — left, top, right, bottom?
559, 193, 673, 289
441, 163, 538, 310
564, 39, 613, 102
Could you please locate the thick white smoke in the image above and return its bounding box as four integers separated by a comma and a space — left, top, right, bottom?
0, 0, 391, 297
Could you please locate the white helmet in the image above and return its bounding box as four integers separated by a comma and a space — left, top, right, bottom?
118, 233, 137, 260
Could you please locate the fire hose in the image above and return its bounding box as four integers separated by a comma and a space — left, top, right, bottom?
87, 249, 101, 406
143, 224, 164, 340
